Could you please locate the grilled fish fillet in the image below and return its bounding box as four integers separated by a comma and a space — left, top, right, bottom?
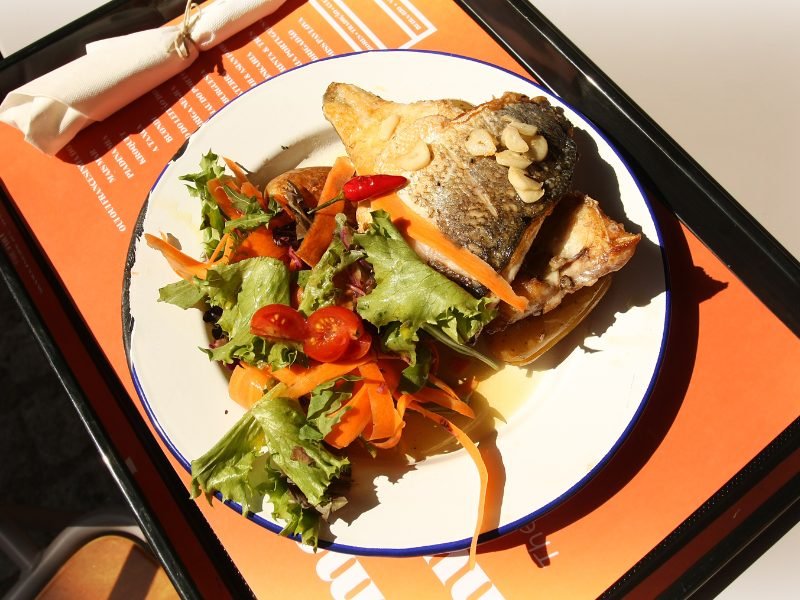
490, 193, 641, 331
323, 84, 578, 292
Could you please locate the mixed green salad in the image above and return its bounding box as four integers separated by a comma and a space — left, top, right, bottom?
146, 151, 497, 550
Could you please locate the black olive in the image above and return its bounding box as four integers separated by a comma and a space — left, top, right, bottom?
203, 305, 223, 323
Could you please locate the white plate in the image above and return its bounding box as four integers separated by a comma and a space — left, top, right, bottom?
123, 50, 668, 556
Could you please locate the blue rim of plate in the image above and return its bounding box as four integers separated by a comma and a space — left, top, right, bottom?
122, 48, 672, 557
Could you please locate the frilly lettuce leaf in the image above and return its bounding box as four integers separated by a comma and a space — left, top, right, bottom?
179, 151, 227, 258
158, 257, 302, 369
354, 211, 495, 340
251, 395, 349, 507
298, 215, 365, 316
300, 376, 358, 441
157, 278, 206, 308
191, 385, 350, 548
353, 211, 497, 376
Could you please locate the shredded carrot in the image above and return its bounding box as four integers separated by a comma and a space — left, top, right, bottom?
240, 180, 262, 200
422, 373, 476, 417
208, 178, 244, 220
206, 233, 232, 263
224, 157, 249, 186
296, 156, 355, 267
145, 232, 232, 281
269, 363, 303, 386
411, 386, 475, 419
281, 356, 372, 399
324, 385, 372, 449
228, 363, 271, 409
370, 193, 528, 311
358, 362, 403, 444
229, 227, 288, 263
408, 402, 487, 569
376, 359, 402, 393
369, 393, 411, 449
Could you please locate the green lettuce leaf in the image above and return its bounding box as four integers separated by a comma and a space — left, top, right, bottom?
267, 341, 305, 371
209, 258, 290, 338
300, 376, 358, 441
353, 211, 497, 370
190, 385, 350, 548
298, 215, 365, 316
251, 396, 350, 507
252, 455, 322, 544
203, 257, 291, 364
158, 257, 298, 366
179, 151, 227, 258
157, 278, 206, 308
190, 410, 266, 511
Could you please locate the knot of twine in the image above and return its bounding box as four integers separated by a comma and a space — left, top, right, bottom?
174, 0, 200, 59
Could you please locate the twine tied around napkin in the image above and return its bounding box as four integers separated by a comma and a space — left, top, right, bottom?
174, 1, 201, 59
0, 0, 286, 155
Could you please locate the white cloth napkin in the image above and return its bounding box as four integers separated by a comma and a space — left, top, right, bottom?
0, 0, 286, 154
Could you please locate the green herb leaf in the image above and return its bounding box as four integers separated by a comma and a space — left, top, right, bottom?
221, 185, 282, 233
298, 215, 365, 316
179, 151, 228, 258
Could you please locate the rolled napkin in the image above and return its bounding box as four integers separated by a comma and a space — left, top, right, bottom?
0, 0, 286, 155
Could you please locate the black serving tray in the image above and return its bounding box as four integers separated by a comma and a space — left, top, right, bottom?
1, 1, 798, 597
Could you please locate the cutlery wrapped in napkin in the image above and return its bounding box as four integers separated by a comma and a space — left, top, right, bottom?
0, 0, 286, 155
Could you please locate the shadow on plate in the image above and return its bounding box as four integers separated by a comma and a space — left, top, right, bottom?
477, 201, 729, 567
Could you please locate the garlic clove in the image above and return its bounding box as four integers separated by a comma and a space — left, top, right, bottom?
396, 139, 431, 171
465, 128, 496, 156
527, 134, 548, 162
356, 205, 374, 231
501, 124, 529, 153
378, 114, 401, 141
508, 166, 543, 192
495, 149, 532, 169
518, 188, 546, 204
509, 120, 539, 137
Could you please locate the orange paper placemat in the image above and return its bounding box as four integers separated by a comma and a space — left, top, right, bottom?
0, 1, 797, 597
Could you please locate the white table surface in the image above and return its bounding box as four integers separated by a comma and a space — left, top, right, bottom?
0, 0, 108, 57
531, 0, 800, 261
532, 3, 798, 596
0, 1, 796, 597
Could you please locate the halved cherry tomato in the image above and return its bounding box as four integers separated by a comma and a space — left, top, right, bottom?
250, 304, 307, 340
341, 330, 372, 361
304, 306, 365, 363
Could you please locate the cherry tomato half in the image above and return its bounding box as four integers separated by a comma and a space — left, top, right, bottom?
250, 304, 307, 341
341, 330, 372, 361
304, 306, 365, 363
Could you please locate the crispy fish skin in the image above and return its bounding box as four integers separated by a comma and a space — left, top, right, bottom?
322, 83, 473, 175
322, 85, 578, 289
489, 192, 641, 331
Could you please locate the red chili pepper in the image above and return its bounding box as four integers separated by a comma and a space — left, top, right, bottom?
309, 174, 408, 213
342, 175, 407, 202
